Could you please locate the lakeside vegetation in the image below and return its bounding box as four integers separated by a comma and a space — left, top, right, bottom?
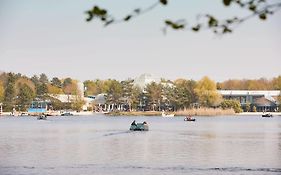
0, 71, 280, 114
107, 108, 235, 116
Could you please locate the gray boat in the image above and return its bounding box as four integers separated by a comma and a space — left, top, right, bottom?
130, 121, 149, 131
37, 114, 47, 120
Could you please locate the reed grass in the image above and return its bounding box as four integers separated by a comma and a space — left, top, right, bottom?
107, 108, 235, 116
175, 108, 235, 116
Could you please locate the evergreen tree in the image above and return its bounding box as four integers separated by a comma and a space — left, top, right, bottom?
4, 73, 16, 111
17, 84, 35, 110
51, 77, 62, 88
39, 73, 49, 84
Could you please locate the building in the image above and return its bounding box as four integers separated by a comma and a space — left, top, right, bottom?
134, 73, 160, 90
218, 90, 280, 112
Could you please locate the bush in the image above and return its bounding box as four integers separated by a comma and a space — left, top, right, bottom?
220, 100, 243, 113
252, 106, 257, 112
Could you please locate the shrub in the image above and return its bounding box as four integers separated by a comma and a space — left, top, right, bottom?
220, 100, 243, 113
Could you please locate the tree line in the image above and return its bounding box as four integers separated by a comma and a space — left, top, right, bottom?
0, 72, 280, 112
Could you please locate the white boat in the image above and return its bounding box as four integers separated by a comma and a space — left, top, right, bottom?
161, 111, 175, 117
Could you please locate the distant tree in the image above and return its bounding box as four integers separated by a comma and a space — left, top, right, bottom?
273, 76, 281, 90
195, 76, 222, 107
0, 81, 4, 102
121, 79, 142, 111
39, 73, 49, 84
173, 79, 198, 110
31, 75, 40, 86
245, 102, 251, 112
220, 99, 242, 113
4, 73, 16, 111
104, 79, 123, 107
45, 96, 65, 110
84, 80, 99, 96
85, 0, 281, 34
162, 85, 176, 111
131, 86, 142, 110
63, 81, 78, 95
63, 78, 72, 87
145, 82, 163, 111
15, 77, 36, 94
51, 77, 62, 88
71, 96, 85, 111
17, 84, 35, 111
252, 105, 257, 112
47, 84, 63, 94
36, 83, 48, 96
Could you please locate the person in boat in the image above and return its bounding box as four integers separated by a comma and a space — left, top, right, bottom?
131, 120, 137, 126
143, 121, 147, 125
186, 115, 192, 120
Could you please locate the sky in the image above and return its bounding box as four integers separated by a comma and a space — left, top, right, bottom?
0, 0, 280, 82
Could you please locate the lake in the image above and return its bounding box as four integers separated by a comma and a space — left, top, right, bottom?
0, 115, 280, 175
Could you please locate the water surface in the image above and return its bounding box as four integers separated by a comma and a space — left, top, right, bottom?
0, 115, 280, 175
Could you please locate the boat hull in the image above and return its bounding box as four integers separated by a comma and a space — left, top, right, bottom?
262, 114, 273, 117
130, 123, 149, 131
184, 118, 196, 121
37, 115, 47, 120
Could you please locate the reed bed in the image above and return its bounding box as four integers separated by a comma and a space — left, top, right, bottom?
175, 108, 235, 116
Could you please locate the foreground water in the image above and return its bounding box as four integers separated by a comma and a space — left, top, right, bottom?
0, 115, 280, 175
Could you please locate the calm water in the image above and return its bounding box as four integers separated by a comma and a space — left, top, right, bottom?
0, 115, 281, 175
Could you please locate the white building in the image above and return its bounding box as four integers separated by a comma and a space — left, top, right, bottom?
134, 73, 160, 90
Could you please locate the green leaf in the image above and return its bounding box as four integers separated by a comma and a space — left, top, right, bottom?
192, 25, 201, 32
85, 11, 93, 22
259, 13, 267, 20
124, 15, 132, 21
159, 0, 168, 5
223, 0, 232, 6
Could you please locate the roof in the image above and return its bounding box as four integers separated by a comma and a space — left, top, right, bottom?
218, 90, 280, 96
253, 97, 277, 107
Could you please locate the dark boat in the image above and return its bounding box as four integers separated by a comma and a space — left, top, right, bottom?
130, 122, 149, 131
37, 115, 47, 120
61, 112, 73, 116
262, 113, 273, 117
184, 116, 196, 121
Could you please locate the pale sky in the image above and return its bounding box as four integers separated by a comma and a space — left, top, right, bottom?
0, 0, 280, 82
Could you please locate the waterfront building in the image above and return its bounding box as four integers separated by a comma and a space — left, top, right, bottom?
218, 90, 280, 112
27, 101, 49, 115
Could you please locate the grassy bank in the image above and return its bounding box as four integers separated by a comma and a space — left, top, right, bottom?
106, 111, 161, 116
107, 108, 235, 116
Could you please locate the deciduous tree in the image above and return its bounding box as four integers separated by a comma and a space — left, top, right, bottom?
195, 76, 222, 107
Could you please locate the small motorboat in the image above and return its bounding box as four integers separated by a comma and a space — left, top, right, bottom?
61, 112, 73, 116
130, 121, 149, 131
37, 115, 47, 120
262, 113, 273, 117
184, 116, 196, 121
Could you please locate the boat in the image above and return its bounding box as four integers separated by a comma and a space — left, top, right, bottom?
61, 112, 74, 116
262, 113, 273, 117
184, 116, 196, 121
161, 111, 175, 117
130, 121, 149, 131
37, 115, 47, 120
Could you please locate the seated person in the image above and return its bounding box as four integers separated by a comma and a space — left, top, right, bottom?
131, 120, 137, 126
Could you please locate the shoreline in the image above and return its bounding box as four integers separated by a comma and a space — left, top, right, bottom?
237, 112, 281, 116
1, 111, 280, 117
